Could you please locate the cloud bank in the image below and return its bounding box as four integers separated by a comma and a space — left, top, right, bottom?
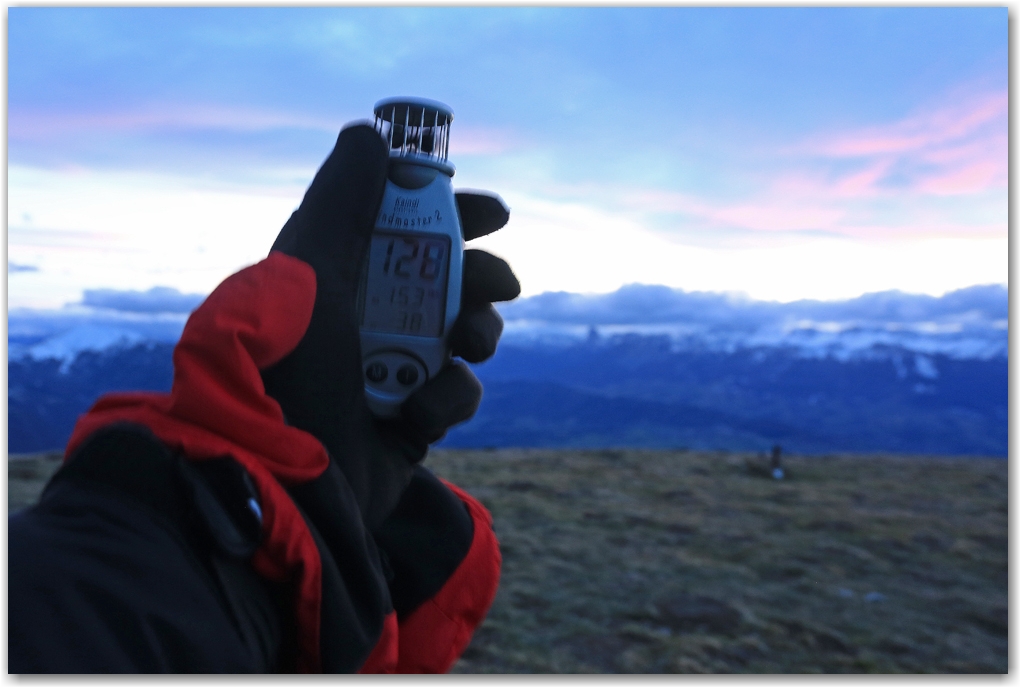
81, 286, 207, 314
498, 283, 1007, 327
495, 283, 1008, 360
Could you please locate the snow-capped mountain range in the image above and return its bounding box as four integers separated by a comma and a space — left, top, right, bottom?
8, 283, 1008, 366
9, 307, 187, 366
8, 283, 1008, 456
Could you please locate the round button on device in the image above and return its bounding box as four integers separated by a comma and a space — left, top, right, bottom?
361, 350, 428, 416
365, 361, 388, 383
396, 364, 420, 386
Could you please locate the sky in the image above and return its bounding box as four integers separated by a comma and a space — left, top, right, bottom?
6, 7, 1009, 310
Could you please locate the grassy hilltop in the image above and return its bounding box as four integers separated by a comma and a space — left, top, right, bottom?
9, 448, 1007, 673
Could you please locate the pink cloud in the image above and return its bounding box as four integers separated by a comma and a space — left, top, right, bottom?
629, 183, 1004, 240
702, 203, 845, 233
830, 159, 896, 197
624, 189, 845, 233
816, 91, 1006, 158
546, 87, 1006, 244
9, 105, 341, 139
800, 89, 1007, 200
918, 132, 1006, 166
623, 87, 1007, 241
448, 125, 519, 156
10, 105, 523, 160
916, 160, 1004, 195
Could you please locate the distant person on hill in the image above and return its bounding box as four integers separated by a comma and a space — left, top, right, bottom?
770, 444, 784, 480
8, 123, 520, 673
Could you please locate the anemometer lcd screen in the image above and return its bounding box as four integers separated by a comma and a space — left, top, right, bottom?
360, 231, 451, 338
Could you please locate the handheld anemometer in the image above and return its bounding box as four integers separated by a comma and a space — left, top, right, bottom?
358, 97, 463, 417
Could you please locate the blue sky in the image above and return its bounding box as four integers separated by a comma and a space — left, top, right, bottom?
7, 7, 1008, 308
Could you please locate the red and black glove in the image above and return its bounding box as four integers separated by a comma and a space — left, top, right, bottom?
52, 123, 518, 673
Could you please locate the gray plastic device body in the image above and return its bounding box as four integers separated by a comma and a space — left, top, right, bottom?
359, 98, 463, 418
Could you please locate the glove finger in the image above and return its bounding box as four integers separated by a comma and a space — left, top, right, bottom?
462, 249, 521, 306
456, 191, 510, 241
271, 123, 389, 288
400, 361, 483, 444
449, 303, 503, 363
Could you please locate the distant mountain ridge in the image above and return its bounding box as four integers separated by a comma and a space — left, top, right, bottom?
7, 284, 1008, 455
9, 342, 176, 454
496, 283, 1007, 360
444, 341, 1006, 455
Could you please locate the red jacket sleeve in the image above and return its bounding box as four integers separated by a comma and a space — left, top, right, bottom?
64, 253, 337, 673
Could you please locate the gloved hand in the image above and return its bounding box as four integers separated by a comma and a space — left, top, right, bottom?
260, 123, 519, 532
52, 121, 517, 673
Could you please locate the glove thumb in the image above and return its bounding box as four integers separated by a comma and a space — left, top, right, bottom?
271, 123, 389, 290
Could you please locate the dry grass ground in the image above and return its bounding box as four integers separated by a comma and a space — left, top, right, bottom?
9, 448, 1007, 673
427, 449, 1007, 674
